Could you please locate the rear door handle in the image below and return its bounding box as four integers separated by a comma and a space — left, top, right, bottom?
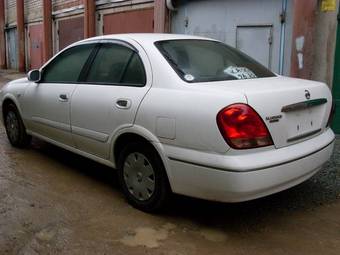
116, 99, 131, 109
59, 94, 68, 102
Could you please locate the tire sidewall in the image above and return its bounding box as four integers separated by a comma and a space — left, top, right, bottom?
117, 142, 170, 212
4, 104, 29, 147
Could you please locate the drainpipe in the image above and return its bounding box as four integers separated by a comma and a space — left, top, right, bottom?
154, 0, 169, 33
43, 0, 52, 63
84, 0, 96, 38
166, 0, 177, 11
0, 0, 6, 69
16, 0, 25, 72
278, 0, 288, 75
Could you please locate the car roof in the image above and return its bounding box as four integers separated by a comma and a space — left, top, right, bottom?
80, 33, 216, 44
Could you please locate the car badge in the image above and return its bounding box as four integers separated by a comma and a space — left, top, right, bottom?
266, 115, 282, 123
305, 90, 311, 100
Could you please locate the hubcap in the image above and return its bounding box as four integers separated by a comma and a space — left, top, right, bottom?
123, 152, 155, 201
5, 111, 19, 142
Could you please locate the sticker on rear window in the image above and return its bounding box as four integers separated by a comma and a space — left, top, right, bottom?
224, 66, 257, 80
184, 74, 195, 81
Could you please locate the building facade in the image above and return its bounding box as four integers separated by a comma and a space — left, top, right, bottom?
0, 0, 166, 71
0, 0, 339, 126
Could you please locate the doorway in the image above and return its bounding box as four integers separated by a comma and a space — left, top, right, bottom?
6, 28, 18, 70
103, 8, 154, 35
57, 17, 84, 51
28, 24, 43, 69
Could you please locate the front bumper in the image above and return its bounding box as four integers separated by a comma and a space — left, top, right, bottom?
165, 129, 335, 202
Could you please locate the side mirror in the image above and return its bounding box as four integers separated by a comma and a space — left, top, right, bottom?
27, 69, 41, 82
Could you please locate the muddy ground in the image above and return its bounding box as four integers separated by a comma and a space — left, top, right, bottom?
0, 70, 340, 255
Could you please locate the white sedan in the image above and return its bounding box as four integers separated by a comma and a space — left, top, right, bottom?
0, 34, 335, 212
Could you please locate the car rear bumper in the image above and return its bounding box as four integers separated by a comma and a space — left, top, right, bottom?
164, 128, 335, 202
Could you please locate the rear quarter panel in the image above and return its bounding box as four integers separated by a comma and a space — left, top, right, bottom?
135, 85, 247, 154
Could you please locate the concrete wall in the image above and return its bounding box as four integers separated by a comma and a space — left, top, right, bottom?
290, 0, 318, 80
312, 0, 339, 87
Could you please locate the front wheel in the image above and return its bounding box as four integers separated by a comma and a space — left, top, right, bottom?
117, 142, 171, 212
4, 104, 31, 147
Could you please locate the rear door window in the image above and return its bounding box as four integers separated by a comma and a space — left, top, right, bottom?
85, 43, 146, 87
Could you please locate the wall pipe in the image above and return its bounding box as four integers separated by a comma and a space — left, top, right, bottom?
43, 0, 52, 63
279, 0, 288, 75
166, 0, 177, 11
84, 0, 96, 38
0, 0, 6, 69
16, 0, 25, 72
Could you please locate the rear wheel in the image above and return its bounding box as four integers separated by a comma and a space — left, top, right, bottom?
4, 104, 31, 147
117, 142, 171, 212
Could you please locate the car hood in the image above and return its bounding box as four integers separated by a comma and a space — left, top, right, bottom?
1, 77, 29, 91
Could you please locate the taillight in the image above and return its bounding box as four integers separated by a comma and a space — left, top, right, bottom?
217, 103, 273, 149
327, 101, 336, 127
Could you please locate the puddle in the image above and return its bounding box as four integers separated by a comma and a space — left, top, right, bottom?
119, 223, 176, 248
199, 228, 228, 242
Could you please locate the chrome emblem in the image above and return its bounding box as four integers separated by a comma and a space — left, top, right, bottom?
266, 115, 282, 123
305, 90, 311, 100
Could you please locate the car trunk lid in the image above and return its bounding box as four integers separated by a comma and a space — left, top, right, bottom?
239, 77, 332, 148
193, 76, 332, 149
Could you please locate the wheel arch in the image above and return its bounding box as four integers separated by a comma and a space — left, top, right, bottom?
111, 126, 174, 190
1, 95, 21, 122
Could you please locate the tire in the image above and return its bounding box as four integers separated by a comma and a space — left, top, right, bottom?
117, 141, 171, 212
4, 104, 31, 148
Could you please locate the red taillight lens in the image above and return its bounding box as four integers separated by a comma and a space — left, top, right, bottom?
217, 104, 273, 149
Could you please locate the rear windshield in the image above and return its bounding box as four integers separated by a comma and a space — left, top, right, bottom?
155, 39, 275, 83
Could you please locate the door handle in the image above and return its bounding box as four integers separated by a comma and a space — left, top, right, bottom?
116, 99, 131, 109
59, 94, 68, 102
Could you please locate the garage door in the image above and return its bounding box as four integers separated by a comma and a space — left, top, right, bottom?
103, 8, 154, 34
28, 24, 43, 69
6, 28, 17, 69
236, 25, 273, 69
58, 17, 84, 50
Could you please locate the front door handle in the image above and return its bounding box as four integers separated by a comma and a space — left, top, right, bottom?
59, 94, 68, 102
116, 99, 131, 109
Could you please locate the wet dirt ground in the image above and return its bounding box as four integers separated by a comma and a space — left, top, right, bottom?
0, 70, 340, 255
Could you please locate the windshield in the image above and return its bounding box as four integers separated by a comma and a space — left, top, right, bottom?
155, 39, 276, 83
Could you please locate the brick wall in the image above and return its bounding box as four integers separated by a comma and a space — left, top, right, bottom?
5, 0, 43, 24
52, 0, 84, 12
5, 0, 16, 25
24, 0, 43, 22
5, 0, 153, 25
